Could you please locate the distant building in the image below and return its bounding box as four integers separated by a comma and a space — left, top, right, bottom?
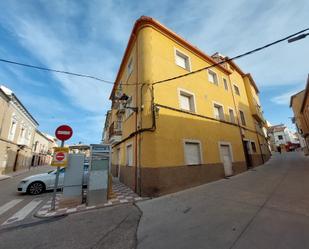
290, 75, 309, 155
31, 130, 57, 166
0, 85, 38, 174
69, 144, 90, 158
267, 124, 299, 151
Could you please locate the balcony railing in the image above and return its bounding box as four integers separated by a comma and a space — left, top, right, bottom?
109, 121, 122, 139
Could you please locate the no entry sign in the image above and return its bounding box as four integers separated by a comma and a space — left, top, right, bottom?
51, 147, 69, 167
55, 125, 73, 141
55, 152, 65, 161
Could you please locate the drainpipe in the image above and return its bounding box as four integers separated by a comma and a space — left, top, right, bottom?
227, 74, 247, 166
134, 33, 139, 193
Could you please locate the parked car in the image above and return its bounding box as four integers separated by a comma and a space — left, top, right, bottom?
17, 164, 89, 195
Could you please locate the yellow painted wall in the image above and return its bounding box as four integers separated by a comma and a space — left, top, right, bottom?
110, 24, 267, 169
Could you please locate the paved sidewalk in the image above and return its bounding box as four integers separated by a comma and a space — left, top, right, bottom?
36, 181, 144, 217
137, 152, 309, 249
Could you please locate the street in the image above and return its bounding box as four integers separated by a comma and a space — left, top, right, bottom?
0, 165, 54, 226
0, 166, 141, 249
137, 151, 309, 249
1, 152, 309, 249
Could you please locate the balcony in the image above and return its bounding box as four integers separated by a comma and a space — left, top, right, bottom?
252, 104, 265, 124
108, 121, 122, 144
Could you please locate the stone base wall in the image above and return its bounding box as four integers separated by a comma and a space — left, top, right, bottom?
114, 161, 246, 197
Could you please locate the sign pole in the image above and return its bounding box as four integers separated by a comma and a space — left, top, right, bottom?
51, 140, 64, 211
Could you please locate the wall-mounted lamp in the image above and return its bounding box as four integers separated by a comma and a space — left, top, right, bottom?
118, 93, 138, 112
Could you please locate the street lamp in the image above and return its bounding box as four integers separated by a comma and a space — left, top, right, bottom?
288, 33, 309, 43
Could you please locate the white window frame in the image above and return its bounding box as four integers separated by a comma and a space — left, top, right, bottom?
233, 84, 240, 96
228, 107, 235, 123
174, 48, 191, 71
218, 141, 234, 163
8, 115, 18, 141
208, 69, 219, 85
183, 139, 203, 165
177, 88, 197, 113
125, 142, 133, 166
212, 101, 225, 121
239, 109, 246, 126
222, 77, 228, 91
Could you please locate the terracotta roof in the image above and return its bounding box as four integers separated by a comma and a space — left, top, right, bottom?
110, 16, 232, 99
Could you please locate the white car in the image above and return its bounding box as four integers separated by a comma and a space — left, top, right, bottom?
17, 164, 89, 195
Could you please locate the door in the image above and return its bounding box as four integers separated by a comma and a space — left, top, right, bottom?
243, 140, 252, 169
220, 144, 233, 176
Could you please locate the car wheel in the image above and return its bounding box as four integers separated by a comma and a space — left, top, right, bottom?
27, 182, 45, 195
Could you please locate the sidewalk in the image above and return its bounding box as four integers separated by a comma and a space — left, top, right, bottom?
36, 180, 145, 217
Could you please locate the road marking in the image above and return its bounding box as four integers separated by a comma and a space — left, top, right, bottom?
0, 199, 23, 216
2, 199, 42, 225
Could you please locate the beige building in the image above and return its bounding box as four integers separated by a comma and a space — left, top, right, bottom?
31, 130, 57, 166
0, 85, 39, 174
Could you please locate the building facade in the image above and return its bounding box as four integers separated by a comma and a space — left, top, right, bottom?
267, 124, 299, 151
104, 16, 271, 197
31, 130, 57, 166
0, 86, 38, 174
290, 75, 309, 155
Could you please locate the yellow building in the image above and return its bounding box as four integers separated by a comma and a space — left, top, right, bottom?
290, 75, 309, 155
105, 16, 270, 196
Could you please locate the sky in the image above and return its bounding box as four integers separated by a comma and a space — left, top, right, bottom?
0, 0, 308, 144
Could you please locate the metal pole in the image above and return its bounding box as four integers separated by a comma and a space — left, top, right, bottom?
51, 140, 64, 211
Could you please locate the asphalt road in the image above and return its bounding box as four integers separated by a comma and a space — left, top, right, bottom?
0, 165, 54, 227
0, 203, 141, 249
137, 151, 309, 249
0, 166, 142, 249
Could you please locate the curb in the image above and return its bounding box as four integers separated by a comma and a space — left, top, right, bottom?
34, 198, 147, 218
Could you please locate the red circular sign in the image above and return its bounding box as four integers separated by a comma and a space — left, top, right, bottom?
55, 152, 65, 161
55, 125, 73, 141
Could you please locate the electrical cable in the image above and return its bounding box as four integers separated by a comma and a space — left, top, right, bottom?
152, 27, 309, 85
0, 27, 308, 88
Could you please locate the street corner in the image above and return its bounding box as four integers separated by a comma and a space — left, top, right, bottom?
35, 182, 146, 218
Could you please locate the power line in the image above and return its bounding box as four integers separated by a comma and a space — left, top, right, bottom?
152, 27, 309, 85
0, 58, 115, 84
0, 27, 308, 88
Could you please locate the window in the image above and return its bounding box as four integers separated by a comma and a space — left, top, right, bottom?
208, 70, 218, 85
126, 144, 133, 166
127, 58, 133, 76
223, 78, 228, 91
213, 103, 224, 121
239, 110, 246, 126
175, 50, 190, 71
8, 119, 17, 141
278, 135, 283, 140
234, 84, 240, 96
229, 109, 235, 123
251, 141, 257, 152
184, 141, 202, 165
179, 90, 195, 112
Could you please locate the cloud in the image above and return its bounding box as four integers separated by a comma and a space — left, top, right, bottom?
271, 89, 302, 105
